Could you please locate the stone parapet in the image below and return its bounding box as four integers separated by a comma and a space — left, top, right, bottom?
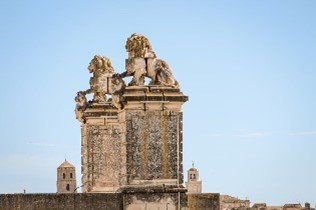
122, 191, 187, 210
0, 193, 123, 210
0, 192, 219, 210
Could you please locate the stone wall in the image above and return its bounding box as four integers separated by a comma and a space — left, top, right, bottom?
0, 193, 122, 210
0, 192, 219, 210
188, 193, 220, 210
123, 191, 187, 210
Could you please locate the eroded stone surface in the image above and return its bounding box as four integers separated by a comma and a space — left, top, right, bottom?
80, 103, 121, 193
116, 86, 187, 189
124, 192, 187, 210
124, 110, 180, 182
83, 124, 121, 192
188, 193, 220, 210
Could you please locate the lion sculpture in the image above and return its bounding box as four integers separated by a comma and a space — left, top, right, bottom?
125, 33, 156, 58
86, 55, 115, 102
111, 73, 126, 109
75, 91, 88, 123
121, 33, 179, 88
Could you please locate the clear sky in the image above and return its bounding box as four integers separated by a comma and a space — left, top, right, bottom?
0, 0, 315, 206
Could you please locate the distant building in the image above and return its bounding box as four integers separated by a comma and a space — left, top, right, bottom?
250, 203, 313, 210
267, 205, 282, 210
185, 163, 202, 194
252, 203, 267, 210
283, 204, 302, 210
304, 203, 311, 210
56, 160, 77, 193
220, 195, 250, 210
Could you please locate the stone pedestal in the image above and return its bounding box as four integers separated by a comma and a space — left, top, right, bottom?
77, 34, 188, 195
80, 102, 121, 193
80, 86, 188, 193
118, 86, 188, 189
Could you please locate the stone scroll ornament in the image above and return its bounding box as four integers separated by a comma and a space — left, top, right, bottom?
121, 33, 179, 88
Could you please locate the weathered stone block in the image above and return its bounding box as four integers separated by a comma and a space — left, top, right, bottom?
111, 87, 187, 190
187, 193, 220, 210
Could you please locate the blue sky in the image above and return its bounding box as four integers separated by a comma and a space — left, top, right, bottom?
0, 0, 315, 206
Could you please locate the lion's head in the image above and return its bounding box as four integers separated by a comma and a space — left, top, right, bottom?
88, 55, 114, 74
75, 91, 87, 108
125, 33, 156, 58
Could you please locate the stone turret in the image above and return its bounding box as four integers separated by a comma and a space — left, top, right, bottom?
56, 160, 77, 193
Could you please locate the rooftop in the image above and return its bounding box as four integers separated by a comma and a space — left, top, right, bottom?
57, 160, 75, 169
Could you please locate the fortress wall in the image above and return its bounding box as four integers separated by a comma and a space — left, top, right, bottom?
0, 192, 220, 210
0, 193, 122, 210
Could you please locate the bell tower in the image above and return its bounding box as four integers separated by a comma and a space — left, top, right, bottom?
185, 163, 202, 194
57, 160, 77, 193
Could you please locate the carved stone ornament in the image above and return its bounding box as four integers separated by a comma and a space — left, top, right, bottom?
125, 33, 156, 58
75, 33, 181, 123
121, 33, 179, 88
111, 73, 126, 109
86, 55, 115, 103
75, 91, 88, 123
75, 34, 188, 195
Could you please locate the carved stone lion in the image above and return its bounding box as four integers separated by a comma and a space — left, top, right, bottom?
122, 34, 179, 88
87, 55, 115, 102
111, 74, 126, 109
125, 33, 156, 58
123, 58, 179, 88
75, 91, 88, 122
147, 58, 179, 88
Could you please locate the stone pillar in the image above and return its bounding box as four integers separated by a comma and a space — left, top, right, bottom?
118, 86, 188, 189
80, 103, 121, 193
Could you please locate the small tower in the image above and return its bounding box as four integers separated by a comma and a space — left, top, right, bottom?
57, 160, 77, 193
185, 162, 202, 194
